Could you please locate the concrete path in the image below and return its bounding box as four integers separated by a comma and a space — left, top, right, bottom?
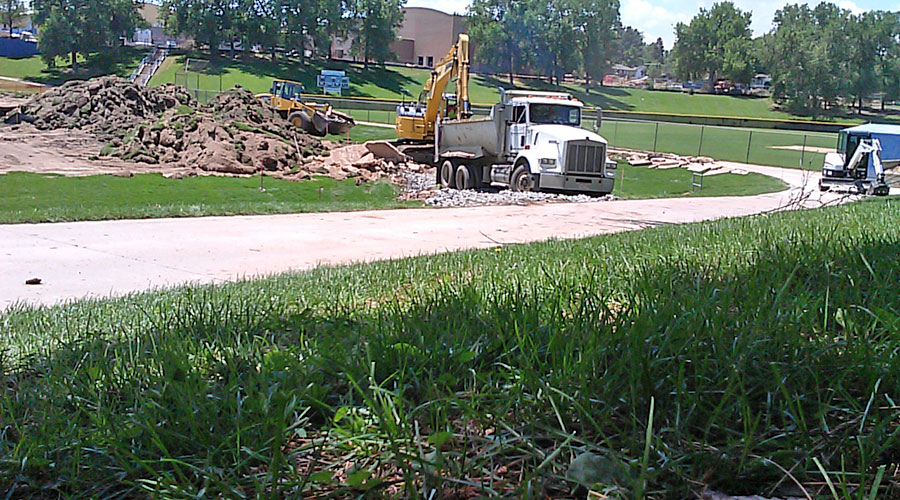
0, 164, 866, 308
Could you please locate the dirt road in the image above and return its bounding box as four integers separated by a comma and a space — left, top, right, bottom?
0, 164, 866, 308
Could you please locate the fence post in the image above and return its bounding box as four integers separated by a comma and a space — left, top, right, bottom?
613, 120, 619, 148
800, 134, 807, 169
652, 122, 659, 152
697, 126, 705, 157
745, 130, 753, 164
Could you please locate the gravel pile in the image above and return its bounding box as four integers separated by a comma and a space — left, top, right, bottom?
401, 171, 618, 207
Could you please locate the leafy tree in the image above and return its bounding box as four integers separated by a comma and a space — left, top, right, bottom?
616, 25, 643, 66
574, 0, 619, 88
347, 0, 404, 69
1, 0, 26, 31
468, 0, 526, 85
672, 1, 752, 85
33, 0, 139, 70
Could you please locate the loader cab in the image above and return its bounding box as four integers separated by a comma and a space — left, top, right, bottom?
838, 131, 864, 167
271, 80, 304, 102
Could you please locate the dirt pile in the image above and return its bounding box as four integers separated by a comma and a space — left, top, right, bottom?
105, 87, 326, 175
13, 76, 194, 135
300, 142, 428, 183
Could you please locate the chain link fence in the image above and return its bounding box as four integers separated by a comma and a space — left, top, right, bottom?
597, 118, 836, 170
174, 71, 224, 104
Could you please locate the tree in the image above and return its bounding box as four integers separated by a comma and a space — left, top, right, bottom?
162, 0, 245, 58
672, 1, 752, 85
33, 0, 139, 70
574, 0, 619, 88
347, 0, 404, 69
1, 0, 26, 31
616, 25, 643, 66
468, 0, 525, 85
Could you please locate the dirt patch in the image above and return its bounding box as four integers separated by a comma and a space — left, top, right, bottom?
770, 145, 834, 154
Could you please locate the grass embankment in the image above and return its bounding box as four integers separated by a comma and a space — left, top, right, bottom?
0, 172, 409, 223
0, 163, 785, 223
0, 49, 146, 87
149, 53, 803, 121
3, 199, 899, 498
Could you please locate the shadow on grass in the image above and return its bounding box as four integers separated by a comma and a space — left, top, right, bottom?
19, 47, 148, 86
3, 201, 900, 498
474, 73, 633, 110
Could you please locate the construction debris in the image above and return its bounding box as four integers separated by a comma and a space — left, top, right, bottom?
612, 148, 747, 176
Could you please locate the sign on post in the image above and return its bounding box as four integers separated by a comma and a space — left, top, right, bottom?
317, 70, 350, 95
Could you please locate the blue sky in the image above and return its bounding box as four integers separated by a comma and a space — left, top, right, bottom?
405, 0, 893, 48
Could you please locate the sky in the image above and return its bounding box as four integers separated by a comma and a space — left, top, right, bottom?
404, 0, 893, 48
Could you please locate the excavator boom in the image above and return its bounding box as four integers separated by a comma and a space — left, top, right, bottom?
396, 33, 471, 142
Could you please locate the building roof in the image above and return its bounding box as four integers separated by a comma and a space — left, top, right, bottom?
843, 124, 900, 136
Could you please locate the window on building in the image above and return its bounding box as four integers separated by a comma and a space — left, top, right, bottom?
427, 56, 434, 67
417, 56, 424, 66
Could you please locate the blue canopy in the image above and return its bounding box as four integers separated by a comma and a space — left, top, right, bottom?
842, 123, 900, 174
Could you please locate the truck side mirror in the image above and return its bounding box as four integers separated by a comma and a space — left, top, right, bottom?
593, 109, 602, 132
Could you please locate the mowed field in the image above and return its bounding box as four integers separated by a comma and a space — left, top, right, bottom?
147, 53, 808, 120
2, 199, 898, 498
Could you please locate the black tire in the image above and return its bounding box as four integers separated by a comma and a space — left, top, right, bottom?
455, 164, 476, 190
288, 111, 312, 133
439, 160, 457, 188
818, 181, 830, 192
510, 163, 536, 192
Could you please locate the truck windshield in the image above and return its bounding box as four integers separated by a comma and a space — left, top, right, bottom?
530, 104, 580, 126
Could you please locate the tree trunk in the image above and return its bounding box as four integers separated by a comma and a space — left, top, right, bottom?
508, 53, 514, 87
71, 49, 77, 71
858, 96, 862, 115
271, 46, 277, 62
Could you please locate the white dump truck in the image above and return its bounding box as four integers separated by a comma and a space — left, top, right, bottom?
434, 89, 616, 194
820, 124, 900, 196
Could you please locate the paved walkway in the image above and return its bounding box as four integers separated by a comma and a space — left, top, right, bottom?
0, 164, 867, 308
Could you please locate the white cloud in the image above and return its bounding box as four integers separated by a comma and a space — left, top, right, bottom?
621, 0, 691, 47
838, 0, 864, 14
405, 0, 471, 15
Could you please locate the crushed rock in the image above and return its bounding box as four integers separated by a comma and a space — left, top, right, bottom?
611, 147, 744, 175
399, 171, 617, 207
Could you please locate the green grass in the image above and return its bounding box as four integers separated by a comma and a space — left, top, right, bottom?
148, 53, 808, 121
2, 199, 899, 498
0, 48, 147, 86
598, 120, 838, 170
613, 162, 787, 199
0, 172, 411, 223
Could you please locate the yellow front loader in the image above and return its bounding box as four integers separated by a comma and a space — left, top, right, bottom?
395, 33, 471, 142
257, 79, 355, 137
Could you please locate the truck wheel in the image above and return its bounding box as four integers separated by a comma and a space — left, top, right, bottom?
455, 164, 476, 190
439, 160, 457, 188
511, 164, 535, 192
288, 111, 312, 133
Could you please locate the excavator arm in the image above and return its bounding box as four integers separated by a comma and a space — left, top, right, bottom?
420, 33, 471, 123
396, 33, 471, 141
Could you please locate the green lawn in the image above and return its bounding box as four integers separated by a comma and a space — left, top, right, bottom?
148, 53, 805, 121
598, 119, 837, 170
3, 198, 898, 498
613, 162, 787, 199
0, 172, 410, 223
0, 48, 147, 86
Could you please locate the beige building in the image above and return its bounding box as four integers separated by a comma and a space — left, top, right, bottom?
331, 7, 467, 67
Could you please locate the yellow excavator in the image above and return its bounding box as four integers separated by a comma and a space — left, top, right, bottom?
257, 79, 356, 137
395, 33, 471, 142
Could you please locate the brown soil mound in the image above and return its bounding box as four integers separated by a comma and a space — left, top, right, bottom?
15, 76, 194, 135
104, 86, 325, 175
6, 76, 331, 178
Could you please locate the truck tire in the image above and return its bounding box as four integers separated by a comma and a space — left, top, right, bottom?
288, 111, 312, 133
439, 160, 457, 188
455, 164, 477, 190
511, 163, 536, 192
